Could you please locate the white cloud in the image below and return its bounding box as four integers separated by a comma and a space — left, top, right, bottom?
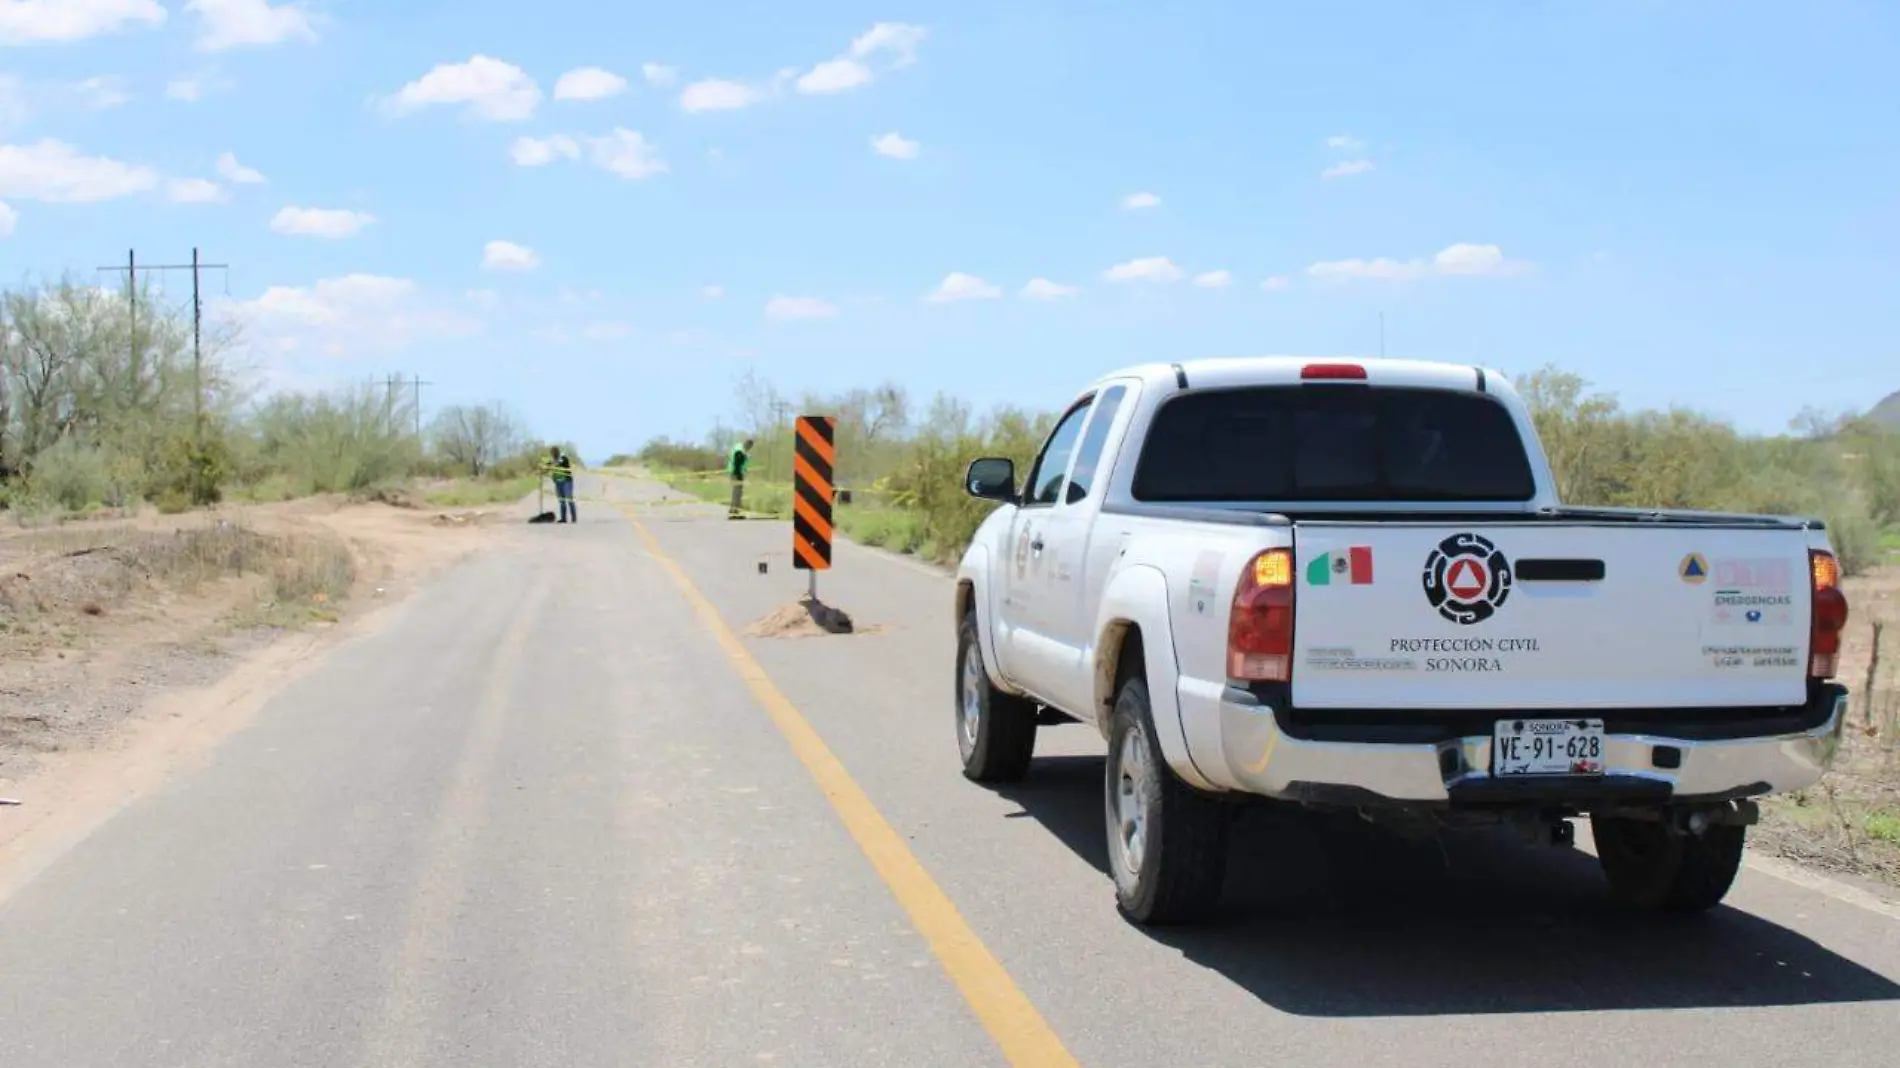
1431, 242, 1528, 276
765, 295, 837, 320
1326, 134, 1364, 150
1306, 257, 1424, 282
1260, 275, 1290, 292
507, 129, 665, 180
269, 206, 374, 239
584, 321, 632, 340
586, 128, 666, 180
1120, 191, 1160, 210
1103, 256, 1183, 283
0, 200, 17, 237
464, 288, 500, 309
798, 59, 872, 94
850, 22, 927, 66
682, 22, 926, 112
642, 62, 678, 87
1305, 243, 1530, 283
701, 284, 724, 299
74, 77, 130, 110
386, 56, 541, 122
225, 274, 478, 359
872, 131, 918, 160
554, 67, 628, 102
1020, 278, 1080, 300
1192, 269, 1232, 289
0, 76, 28, 130
482, 240, 539, 271
1321, 159, 1373, 180
679, 78, 762, 112
0, 0, 165, 45
928, 272, 1001, 303
0, 140, 158, 202
167, 178, 227, 203
184, 0, 319, 51
245, 275, 412, 323
165, 70, 234, 102
216, 151, 265, 184
510, 134, 579, 166
795, 21, 926, 96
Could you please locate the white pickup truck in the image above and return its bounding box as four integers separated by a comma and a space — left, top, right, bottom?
953, 356, 1852, 925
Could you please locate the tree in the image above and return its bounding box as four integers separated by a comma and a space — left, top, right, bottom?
430, 402, 523, 477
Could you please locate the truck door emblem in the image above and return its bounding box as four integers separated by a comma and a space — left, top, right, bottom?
1423, 533, 1513, 625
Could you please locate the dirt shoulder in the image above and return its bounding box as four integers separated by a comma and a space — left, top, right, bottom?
1753, 561, 1900, 888
0, 494, 521, 801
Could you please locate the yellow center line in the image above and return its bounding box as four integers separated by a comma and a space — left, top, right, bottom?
615, 502, 1083, 1068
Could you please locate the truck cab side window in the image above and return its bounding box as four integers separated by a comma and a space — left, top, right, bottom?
1064, 386, 1127, 504
1024, 400, 1094, 507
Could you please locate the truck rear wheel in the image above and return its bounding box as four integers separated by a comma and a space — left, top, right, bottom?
956, 611, 1038, 783
1592, 813, 1745, 913
1104, 676, 1228, 925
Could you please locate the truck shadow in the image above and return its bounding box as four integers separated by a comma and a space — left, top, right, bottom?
992, 755, 1900, 1017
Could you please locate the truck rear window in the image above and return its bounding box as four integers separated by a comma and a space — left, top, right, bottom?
1131, 385, 1537, 503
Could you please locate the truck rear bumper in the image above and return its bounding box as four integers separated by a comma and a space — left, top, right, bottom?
1188, 681, 1848, 807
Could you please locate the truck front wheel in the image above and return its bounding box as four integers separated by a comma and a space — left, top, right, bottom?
1592, 813, 1745, 913
956, 611, 1038, 783
1104, 676, 1228, 925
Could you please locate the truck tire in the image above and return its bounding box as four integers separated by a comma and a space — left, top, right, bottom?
1104, 676, 1228, 925
956, 611, 1038, 783
1592, 814, 1745, 913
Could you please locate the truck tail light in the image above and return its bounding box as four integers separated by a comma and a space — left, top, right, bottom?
1809, 549, 1849, 679
1300, 362, 1367, 381
1229, 548, 1295, 682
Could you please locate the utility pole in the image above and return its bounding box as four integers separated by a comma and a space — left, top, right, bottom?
96, 248, 230, 458
412, 374, 433, 441
771, 399, 791, 481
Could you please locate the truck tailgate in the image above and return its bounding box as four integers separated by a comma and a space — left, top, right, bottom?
1291, 523, 1813, 710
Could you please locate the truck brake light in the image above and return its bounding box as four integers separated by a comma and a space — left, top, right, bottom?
1809, 549, 1849, 679
1229, 548, 1295, 682
1300, 363, 1367, 381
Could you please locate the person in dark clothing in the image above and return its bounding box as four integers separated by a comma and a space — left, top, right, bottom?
727, 438, 753, 519
546, 445, 576, 523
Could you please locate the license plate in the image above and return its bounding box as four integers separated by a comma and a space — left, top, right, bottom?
1492, 718, 1606, 777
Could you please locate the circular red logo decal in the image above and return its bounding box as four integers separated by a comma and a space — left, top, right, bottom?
1422, 533, 1513, 625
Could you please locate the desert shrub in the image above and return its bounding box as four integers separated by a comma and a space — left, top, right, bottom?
27, 437, 114, 512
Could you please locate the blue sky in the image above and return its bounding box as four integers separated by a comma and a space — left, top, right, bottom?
3, 0, 1897, 459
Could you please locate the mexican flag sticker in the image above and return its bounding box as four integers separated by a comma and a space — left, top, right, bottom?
1307, 546, 1374, 586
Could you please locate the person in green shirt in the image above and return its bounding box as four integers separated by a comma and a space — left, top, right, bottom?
727, 438, 753, 519
546, 445, 576, 524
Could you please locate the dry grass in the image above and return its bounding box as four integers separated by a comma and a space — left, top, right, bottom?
0, 519, 358, 641
420, 474, 536, 508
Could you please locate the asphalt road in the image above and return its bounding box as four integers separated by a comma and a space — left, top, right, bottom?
2, 472, 1898, 1068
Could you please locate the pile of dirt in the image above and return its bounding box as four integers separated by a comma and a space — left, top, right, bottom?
742, 599, 868, 638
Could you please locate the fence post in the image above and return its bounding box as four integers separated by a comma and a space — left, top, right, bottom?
1863, 619, 1883, 729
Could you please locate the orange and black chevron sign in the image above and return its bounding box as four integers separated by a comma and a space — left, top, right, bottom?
792, 415, 837, 571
